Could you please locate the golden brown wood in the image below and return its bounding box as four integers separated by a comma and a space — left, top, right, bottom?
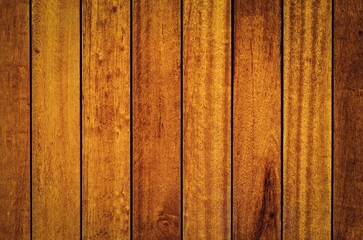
334, 0, 363, 239
32, 0, 80, 238
133, 0, 181, 239
183, 0, 231, 239
82, 0, 130, 239
0, 0, 30, 239
233, 0, 281, 239
284, 0, 332, 238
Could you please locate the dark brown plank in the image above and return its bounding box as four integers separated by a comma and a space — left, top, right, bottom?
32, 0, 80, 238
284, 0, 332, 238
82, 0, 130, 239
0, 0, 30, 239
183, 0, 231, 239
334, 0, 363, 239
133, 0, 181, 239
233, 0, 281, 239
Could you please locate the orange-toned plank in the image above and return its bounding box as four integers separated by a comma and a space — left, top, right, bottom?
233, 0, 281, 239
334, 0, 363, 238
183, 0, 231, 239
32, 0, 80, 238
82, 0, 130, 238
0, 0, 30, 239
284, 0, 332, 238
133, 0, 181, 239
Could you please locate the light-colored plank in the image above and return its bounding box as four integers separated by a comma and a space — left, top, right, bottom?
0, 0, 30, 239
183, 0, 231, 239
233, 0, 281, 239
82, 0, 130, 239
32, 0, 80, 238
133, 0, 181, 239
334, 0, 363, 239
283, 0, 332, 238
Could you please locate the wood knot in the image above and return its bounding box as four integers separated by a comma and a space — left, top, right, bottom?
155, 212, 179, 239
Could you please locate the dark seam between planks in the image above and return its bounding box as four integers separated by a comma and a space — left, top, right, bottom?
30, 0, 33, 239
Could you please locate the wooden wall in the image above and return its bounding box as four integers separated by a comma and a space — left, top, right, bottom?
0, 0, 362, 239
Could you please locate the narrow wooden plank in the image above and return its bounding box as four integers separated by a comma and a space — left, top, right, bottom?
283, 0, 332, 238
0, 0, 30, 239
32, 0, 80, 238
133, 0, 181, 239
334, 0, 363, 239
233, 0, 281, 239
183, 0, 231, 238
82, 0, 130, 238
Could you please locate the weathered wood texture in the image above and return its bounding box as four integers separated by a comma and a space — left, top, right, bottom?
183, 1, 231, 239
82, 0, 130, 239
133, 0, 181, 239
334, 0, 363, 239
0, 0, 30, 239
284, 0, 332, 238
32, 0, 80, 238
233, 0, 281, 239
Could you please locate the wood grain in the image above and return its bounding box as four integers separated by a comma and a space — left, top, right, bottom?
32, 0, 80, 238
183, 0, 231, 239
0, 0, 30, 239
283, 0, 332, 238
233, 0, 281, 239
334, 0, 363, 239
82, 0, 130, 239
133, 0, 181, 239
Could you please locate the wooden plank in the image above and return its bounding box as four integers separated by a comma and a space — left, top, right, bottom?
133, 0, 181, 239
82, 0, 130, 238
334, 0, 363, 239
0, 0, 30, 239
32, 0, 80, 238
283, 0, 332, 238
233, 0, 281, 239
183, 0, 231, 238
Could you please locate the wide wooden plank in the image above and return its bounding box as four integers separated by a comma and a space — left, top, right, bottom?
82, 0, 130, 239
183, 0, 231, 239
133, 0, 181, 239
283, 0, 332, 238
334, 0, 363, 239
233, 0, 281, 239
32, 0, 80, 238
0, 0, 30, 239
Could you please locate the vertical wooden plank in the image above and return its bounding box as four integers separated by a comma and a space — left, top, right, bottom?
133, 0, 181, 239
32, 0, 80, 238
183, 0, 231, 239
284, 0, 332, 238
233, 0, 281, 239
0, 0, 30, 239
334, 0, 363, 239
82, 0, 130, 239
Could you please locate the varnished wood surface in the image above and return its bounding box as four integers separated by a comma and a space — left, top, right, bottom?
133, 0, 181, 239
284, 0, 332, 238
183, 1, 231, 239
1, 1, 363, 239
32, 0, 80, 238
82, 0, 130, 239
0, 0, 30, 239
334, 0, 363, 239
233, 0, 281, 239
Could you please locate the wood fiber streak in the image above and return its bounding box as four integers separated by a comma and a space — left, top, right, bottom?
32, 0, 80, 238
82, 0, 130, 239
334, 0, 363, 239
133, 0, 181, 239
284, 0, 332, 238
233, 0, 281, 239
0, 0, 30, 239
183, 1, 231, 239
